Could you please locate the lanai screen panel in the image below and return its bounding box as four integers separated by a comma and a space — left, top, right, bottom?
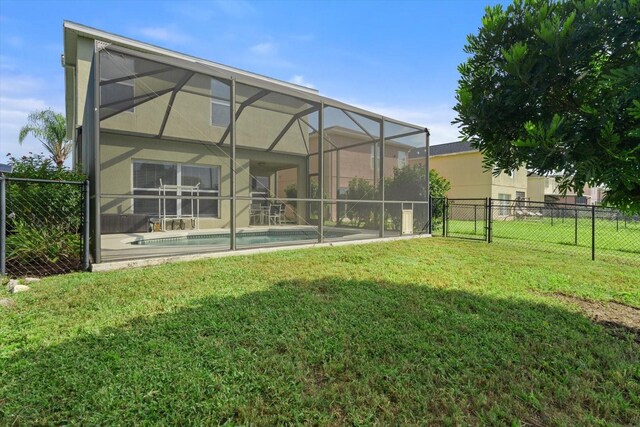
99, 49, 189, 136
321, 105, 382, 241
382, 120, 428, 235
97, 47, 234, 261
233, 82, 321, 248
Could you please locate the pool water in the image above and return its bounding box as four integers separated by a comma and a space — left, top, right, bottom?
131, 229, 355, 247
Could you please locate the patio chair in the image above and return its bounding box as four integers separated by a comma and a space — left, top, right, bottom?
250, 203, 263, 225
269, 203, 286, 225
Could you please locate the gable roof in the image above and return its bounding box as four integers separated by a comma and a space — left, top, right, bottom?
409, 141, 475, 159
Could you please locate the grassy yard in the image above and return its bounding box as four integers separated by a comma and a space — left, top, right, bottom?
1, 238, 639, 425
445, 217, 640, 255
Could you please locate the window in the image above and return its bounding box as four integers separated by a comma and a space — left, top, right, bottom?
498, 193, 511, 216
211, 78, 231, 127
250, 176, 270, 199
100, 54, 135, 112
397, 151, 408, 169
181, 165, 220, 217
509, 170, 516, 179
133, 161, 220, 217
133, 162, 177, 216
370, 143, 380, 171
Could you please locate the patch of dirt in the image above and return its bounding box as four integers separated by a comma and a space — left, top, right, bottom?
553, 293, 640, 342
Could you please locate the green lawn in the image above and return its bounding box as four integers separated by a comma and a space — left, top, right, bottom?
1, 238, 639, 425
444, 217, 640, 255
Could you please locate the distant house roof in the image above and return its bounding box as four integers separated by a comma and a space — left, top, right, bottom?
409, 141, 475, 159
0, 163, 13, 174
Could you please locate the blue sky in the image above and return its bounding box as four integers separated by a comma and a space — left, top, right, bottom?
0, 0, 505, 163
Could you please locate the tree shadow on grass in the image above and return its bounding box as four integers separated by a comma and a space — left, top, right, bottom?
1, 279, 639, 425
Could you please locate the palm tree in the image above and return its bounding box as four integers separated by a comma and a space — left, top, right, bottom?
18, 109, 72, 168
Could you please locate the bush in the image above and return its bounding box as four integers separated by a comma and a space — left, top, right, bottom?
5, 154, 86, 276
7, 153, 85, 231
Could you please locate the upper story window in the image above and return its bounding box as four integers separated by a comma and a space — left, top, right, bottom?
397, 151, 407, 169
370, 144, 380, 171
100, 53, 135, 113
211, 79, 231, 127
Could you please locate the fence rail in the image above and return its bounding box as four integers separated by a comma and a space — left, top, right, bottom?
429, 196, 639, 260
0, 175, 90, 277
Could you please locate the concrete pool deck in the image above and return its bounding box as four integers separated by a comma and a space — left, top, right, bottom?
95, 226, 429, 272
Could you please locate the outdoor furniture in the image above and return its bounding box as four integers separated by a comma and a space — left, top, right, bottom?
158, 179, 200, 231
268, 203, 286, 225
250, 203, 262, 225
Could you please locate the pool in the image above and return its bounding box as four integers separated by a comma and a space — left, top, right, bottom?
130, 229, 358, 247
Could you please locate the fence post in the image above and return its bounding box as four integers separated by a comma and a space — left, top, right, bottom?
442, 198, 447, 237
487, 197, 492, 243
574, 208, 578, 246
428, 195, 433, 234
591, 205, 595, 261
616, 211, 619, 232
83, 179, 90, 271
0, 175, 6, 276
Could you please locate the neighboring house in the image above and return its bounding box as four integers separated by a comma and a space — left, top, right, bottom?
277, 125, 413, 221
409, 141, 529, 205
527, 174, 604, 205
62, 21, 428, 262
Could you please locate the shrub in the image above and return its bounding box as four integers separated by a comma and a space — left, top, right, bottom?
4, 154, 86, 276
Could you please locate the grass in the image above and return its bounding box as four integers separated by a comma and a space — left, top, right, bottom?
1, 238, 639, 425
444, 217, 640, 255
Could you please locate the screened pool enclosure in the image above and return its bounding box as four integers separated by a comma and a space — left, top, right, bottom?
73, 28, 430, 263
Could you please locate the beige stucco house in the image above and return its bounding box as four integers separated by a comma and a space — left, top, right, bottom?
409, 141, 529, 203
63, 21, 429, 263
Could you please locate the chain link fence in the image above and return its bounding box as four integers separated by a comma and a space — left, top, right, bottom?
429, 197, 639, 260
1, 176, 90, 277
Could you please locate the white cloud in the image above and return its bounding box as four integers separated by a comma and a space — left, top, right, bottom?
137, 26, 192, 44
289, 75, 315, 89
5, 36, 23, 48
213, 0, 256, 18
291, 34, 314, 43
246, 41, 295, 68
167, 0, 256, 21
0, 74, 43, 95
0, 55, 14, 71
250, 42, 276, 56
0, 96, 49, 158
342, 101, 462, 145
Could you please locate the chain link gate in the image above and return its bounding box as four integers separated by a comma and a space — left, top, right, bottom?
442, 198, 488, 241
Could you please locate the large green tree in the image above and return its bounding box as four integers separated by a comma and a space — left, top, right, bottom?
454, 0, 640, 212
18, 109, 72, 168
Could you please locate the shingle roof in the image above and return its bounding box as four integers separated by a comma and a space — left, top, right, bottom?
408, 141, 476, 159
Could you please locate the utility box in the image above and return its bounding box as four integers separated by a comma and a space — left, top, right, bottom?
401, 208, 413, 235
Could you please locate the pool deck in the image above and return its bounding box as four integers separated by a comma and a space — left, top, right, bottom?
91, 231, 431, 272
100, 225, 390, 263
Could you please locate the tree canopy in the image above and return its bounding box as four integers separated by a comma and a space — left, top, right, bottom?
454, 0, 640, 212
18, 109, 72, 168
